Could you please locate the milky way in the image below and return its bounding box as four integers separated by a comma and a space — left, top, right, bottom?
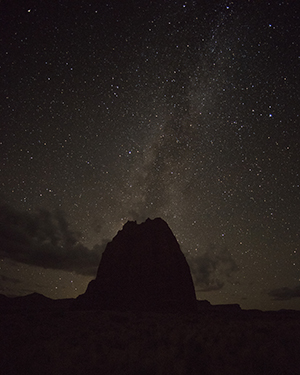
1, 1, 299, 310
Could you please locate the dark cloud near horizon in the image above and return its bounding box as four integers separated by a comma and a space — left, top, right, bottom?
189, 244, 238, 292
268, 286, 300, 301
0, 274, 22, 297
0, 204, 106, 276
0, 274, 21, 285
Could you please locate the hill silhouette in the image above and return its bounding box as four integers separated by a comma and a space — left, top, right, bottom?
74, 218, 197, 312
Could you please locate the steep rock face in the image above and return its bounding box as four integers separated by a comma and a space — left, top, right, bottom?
75, 218, 197, 312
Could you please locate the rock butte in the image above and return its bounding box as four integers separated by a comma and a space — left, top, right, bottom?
74, 218, 197, 313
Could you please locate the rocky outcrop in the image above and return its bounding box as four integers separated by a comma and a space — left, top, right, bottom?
74, 218, 197, 313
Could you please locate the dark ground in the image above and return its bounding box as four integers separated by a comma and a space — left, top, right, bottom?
1, 301, 300, 375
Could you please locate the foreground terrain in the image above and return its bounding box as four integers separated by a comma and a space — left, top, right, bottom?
1, 305, 300, 375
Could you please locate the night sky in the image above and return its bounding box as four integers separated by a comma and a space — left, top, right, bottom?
1, 0, 299, 310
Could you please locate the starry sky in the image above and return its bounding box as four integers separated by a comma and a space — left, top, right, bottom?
1, 0, 300, 311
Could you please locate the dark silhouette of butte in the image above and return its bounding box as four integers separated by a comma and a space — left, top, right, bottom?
74, 217, 197, 313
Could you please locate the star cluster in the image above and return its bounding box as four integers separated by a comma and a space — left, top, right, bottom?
1, 1, 299, 310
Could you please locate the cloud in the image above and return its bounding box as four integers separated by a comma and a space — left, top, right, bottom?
0, 274, 22, 296
268, 286, 300, 301
188, 244, 238, 292
0, 274, 21, 285
0, 204, 106, 276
